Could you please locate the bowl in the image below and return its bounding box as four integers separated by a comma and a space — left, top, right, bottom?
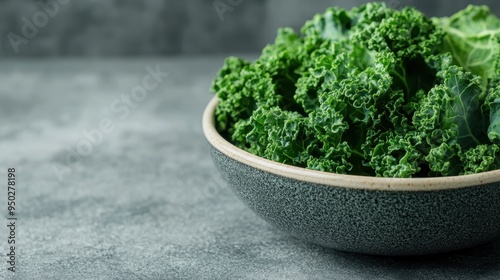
202, 96, 500, 256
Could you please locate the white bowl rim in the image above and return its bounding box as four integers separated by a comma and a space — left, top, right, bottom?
203, 96, 500, 192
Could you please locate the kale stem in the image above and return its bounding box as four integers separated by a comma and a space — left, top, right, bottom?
351, 149, 364, 158
391, 66, 410, 98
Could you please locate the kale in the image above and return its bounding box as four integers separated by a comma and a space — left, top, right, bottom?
211, 3, 500, 177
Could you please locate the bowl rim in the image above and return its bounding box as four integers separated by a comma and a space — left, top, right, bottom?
203, 96, 500, 191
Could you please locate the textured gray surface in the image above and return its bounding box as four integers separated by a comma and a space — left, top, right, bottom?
0, 57, 499, 279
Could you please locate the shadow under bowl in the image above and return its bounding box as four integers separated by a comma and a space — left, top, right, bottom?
202, 97, 500, 256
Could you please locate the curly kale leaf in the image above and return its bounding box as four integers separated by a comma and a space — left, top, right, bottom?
257, 27, 328, 115
486, 76, 500, 143
301, 5, 353, 42
461, 144, 500, 174
301, 2, 395, 43
487, 97, 500, 143
364, 130, 423, 177
211, 28, 307, 138
210, 57, 279, 139
305, 141, 354, 174
356, 6, 443, 101
435, 5, 500, 92
244, 106, 314, 167
359, 6, 443, 59
441, 67, 488, 148
425, 142, 463, 177
412, 64, 493, 176
414, 65, 487, 149
211, 4, 500, 178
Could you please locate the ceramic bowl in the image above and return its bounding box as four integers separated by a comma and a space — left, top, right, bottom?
202, 97, 500, 256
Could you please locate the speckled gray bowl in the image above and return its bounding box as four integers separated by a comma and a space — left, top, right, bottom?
203, 97, 500, 256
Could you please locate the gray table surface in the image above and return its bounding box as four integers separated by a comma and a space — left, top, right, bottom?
0, 57, 499, 280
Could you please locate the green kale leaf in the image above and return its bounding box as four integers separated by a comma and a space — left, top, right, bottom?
435, 5, 500, 92
211, 3, 500, 178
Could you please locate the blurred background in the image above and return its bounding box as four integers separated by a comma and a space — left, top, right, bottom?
0, 0, 499, 57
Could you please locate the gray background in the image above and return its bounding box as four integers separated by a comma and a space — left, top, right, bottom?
1, 0, 500, 57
